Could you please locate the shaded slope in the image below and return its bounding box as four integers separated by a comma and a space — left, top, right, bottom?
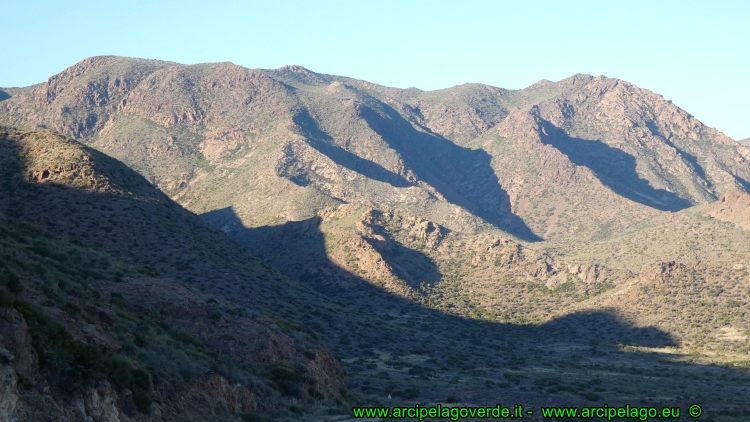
0, 127, 348, 420
352, 99, 539, 240
530, 74, 748, 203
536, 113, 693, 211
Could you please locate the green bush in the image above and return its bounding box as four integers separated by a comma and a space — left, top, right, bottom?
136, 265, 160, 277
240, 412, 268, 422
289, 404, 305, 414
402, 387, 420, 400
132, 333, 147, 348
0, 269, 21, 293
303, 349, 316, 360
110, 292, 126, 308
14, 298, 154, 413
594, 282, 615, 295
583, 392, 600, 401
61, 302, 81, 317
171, 331, 204, 349
0, 288, 15, 307
270, 361, 303, 382
269, 361, 305, 397
308, 386, 324, 399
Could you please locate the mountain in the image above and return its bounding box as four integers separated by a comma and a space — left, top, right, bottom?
2, 57, 750, 420
2, 57, 748, 243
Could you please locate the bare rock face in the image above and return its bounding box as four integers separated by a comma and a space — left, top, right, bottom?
639, 261, 688, 286
166, 373, 263, 416
11, 382, 127, 422
304, 348, 347, 398
0, 308, 38, 387
68, 383, 123, 422
0, 348, 20, 422
707, 189, 750, 230
567, 263, 609, 284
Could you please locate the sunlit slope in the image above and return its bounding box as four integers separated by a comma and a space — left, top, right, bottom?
2, 57, 748, 242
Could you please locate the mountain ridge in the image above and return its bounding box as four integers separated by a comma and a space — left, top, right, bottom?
2, 57, 750, 420
3, 56, 746, 244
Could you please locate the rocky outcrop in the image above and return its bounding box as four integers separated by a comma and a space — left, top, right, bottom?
639, 261, 688, 285
0, 308, 37, 387
0, 347, 20, 421
360, 210, 446, 250
167, 373, 264, 415
68, 383, 123, 422
566, 263, 610, 284
707, 189, 750, 230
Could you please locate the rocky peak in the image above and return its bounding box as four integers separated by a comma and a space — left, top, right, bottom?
270, 65, 332, 86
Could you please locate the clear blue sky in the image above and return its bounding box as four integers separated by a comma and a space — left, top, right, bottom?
3, 0, 748, 139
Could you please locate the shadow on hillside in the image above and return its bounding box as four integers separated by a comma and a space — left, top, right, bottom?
363, 224, 442, 287
0, 91, 10, 102
199, 209, 750, 408
0, 130, 254, 288
292, 108, 414, 188
203, 206, 677, 344
354, 103, 541, 242
2, 130, 744, 411
642, 121, 750, 192
537, 118, 693, 212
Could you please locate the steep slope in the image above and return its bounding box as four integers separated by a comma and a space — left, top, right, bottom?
252, 69, 750, 239
0, 127, 347, 421
2, 57, 748, 243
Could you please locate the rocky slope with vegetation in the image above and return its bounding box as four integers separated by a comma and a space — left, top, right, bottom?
0, 128, 349, 421
2, 56, 748, 241
2, 57, 750, 420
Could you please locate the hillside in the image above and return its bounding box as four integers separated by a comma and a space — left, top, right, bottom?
10, 128, 750, 421
3, 57, 750, 420
208, 203, 750, 418
0, 128, 351, 421
1, 57, 748, 242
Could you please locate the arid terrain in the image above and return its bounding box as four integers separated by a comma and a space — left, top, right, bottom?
1, 56, 749, 421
